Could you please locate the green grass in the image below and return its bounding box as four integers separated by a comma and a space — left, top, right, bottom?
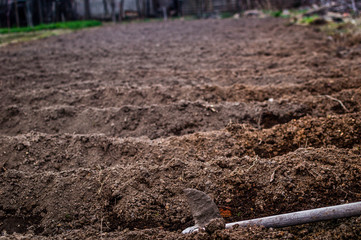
300, 15, 321, 24
322, 21, 361, 35
270, 10, 282, 17
263, 10, 289, 18
0, 20, 102, 34
320, 20, 361, 46
220, 12, 233, 19
0, 29, 72, 46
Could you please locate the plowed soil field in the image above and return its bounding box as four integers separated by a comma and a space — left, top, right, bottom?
1, 17, 361, 239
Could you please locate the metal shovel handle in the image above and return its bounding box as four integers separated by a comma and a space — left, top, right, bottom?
226, 201, 361, 229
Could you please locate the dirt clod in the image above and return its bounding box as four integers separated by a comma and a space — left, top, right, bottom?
205, 218, 225, 234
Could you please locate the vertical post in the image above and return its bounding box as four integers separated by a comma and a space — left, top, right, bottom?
236, 0, 240, 13
60, 0, 65, 22
102, 0, 109, 18
246, 0, 251, 9
226, 0, 231, 12
351, 0, 358, 14
142, 0, 146, 18
26, 0, 34, 27
84, 0, 91, 19
69, 0, 76, 20
6, 0, 11, 28
119, 0, 124, 21
266, 0, 271, 10
178, 0, 183, 17
14, 0, 20, 27
110, 0, 116, 22
38, 0, 43, 23
162, 6, 167, 21
207, 0, 213, 14
196, 0, 201, 18
52, 0, 56, 22
146, 0, 150, 17
54, 0, 58, 22
136, 0, 142, 18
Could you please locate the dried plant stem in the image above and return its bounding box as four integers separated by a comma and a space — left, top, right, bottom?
323, 95, 349, 112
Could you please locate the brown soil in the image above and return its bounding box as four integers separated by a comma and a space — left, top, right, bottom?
0, 17, 361, 239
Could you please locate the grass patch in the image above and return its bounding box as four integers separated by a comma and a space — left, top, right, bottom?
320, 19, 361, 46
263, 10, 289, 18
300, 15, 321, 24
270, 10, 282, 18
322, 21, 361, 35
220, 12, 233, 19
0, 29, 72, 47
0, 20, 102, 34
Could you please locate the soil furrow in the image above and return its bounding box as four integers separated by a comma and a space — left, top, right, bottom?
1, 113, 360, 174
0, 101, 309, 138
1, 79, 361, 108
1, 147, 360, 237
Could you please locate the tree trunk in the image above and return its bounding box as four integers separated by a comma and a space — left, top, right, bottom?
52, 0, 56, 22
226, 0, 232, 12
195, 0, 203, 18
246, 0, 251, 9
142, 0, 147, 18
162, 6, 167, 20
136, 0, 142, 18
37, 0, 43, 24
26, 0, 34, 27
84, 0, 91, 19
266, 0, 272, 10
14, 0, 20, 27
102, 0, 109, 18
236, 0, 240, 12
119, 0, 124, 20
110, 0, 116, 22
146, 0, 151, 17
351, 0, 358, 14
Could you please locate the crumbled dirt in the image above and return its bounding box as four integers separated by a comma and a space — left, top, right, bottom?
0, 17, 360, 239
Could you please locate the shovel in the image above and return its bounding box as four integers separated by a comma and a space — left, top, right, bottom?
182, 188, 361, 234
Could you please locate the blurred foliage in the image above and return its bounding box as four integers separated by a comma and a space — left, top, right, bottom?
321, 20, 361, 46
0, 29, 72, 46
300, 15, 321, 24
0, 20, 102, 34
263, 10, 290, 18
220, 12, 234, 19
